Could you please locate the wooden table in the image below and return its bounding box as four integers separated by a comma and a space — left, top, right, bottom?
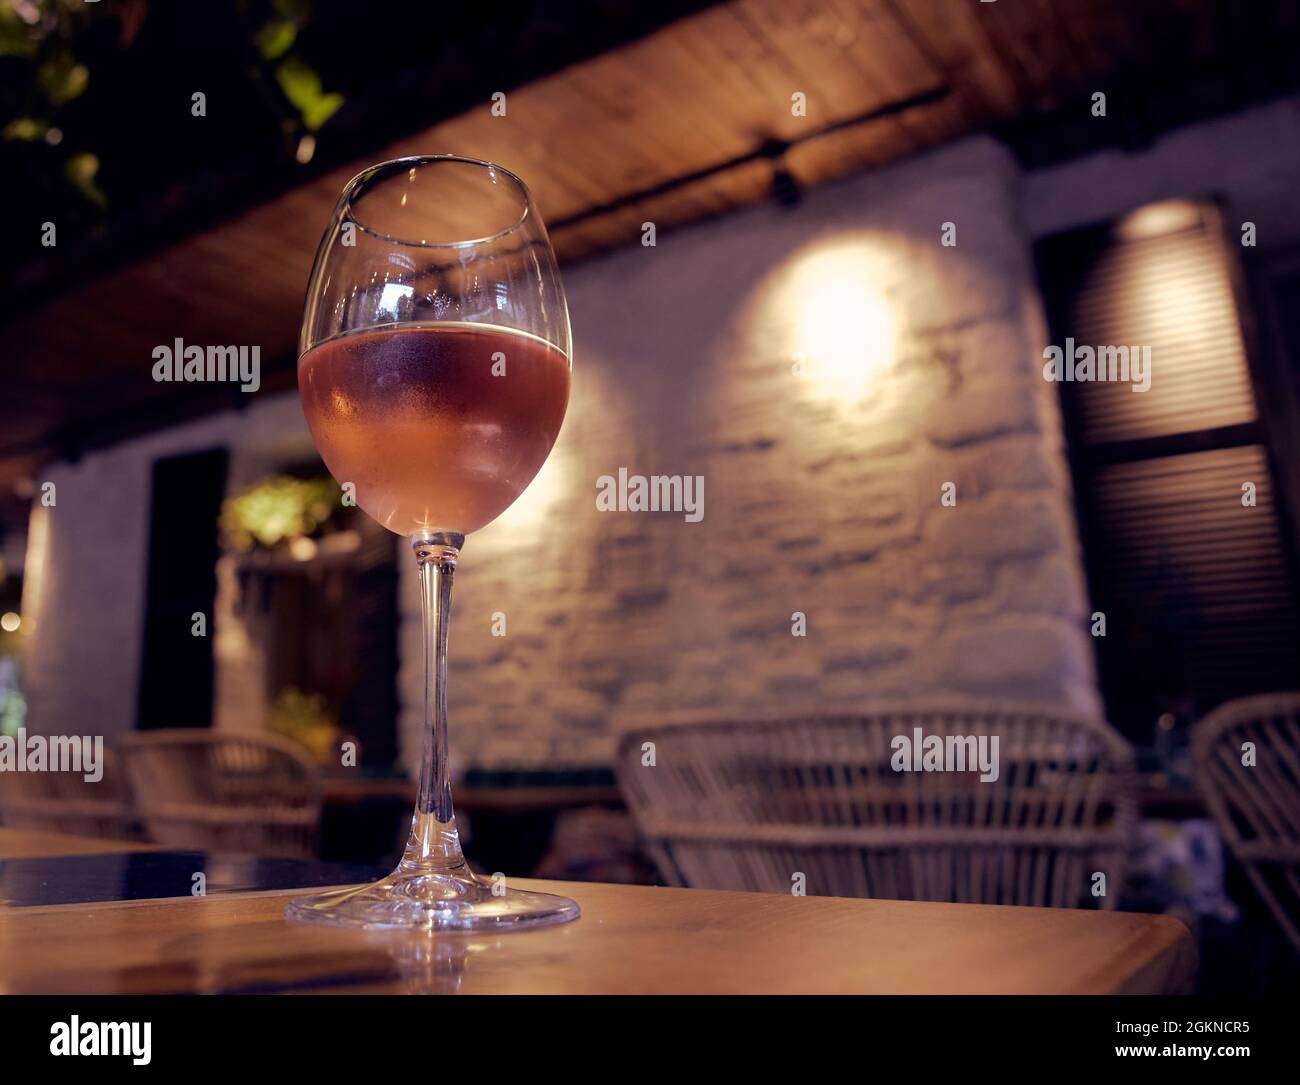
0, 828, 1197, 994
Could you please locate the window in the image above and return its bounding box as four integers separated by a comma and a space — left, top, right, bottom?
1036, 201, 1300, 740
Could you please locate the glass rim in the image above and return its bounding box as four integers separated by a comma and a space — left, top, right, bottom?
339, 154, 534, 248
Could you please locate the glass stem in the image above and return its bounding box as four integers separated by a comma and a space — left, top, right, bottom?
399, 529, 469, 876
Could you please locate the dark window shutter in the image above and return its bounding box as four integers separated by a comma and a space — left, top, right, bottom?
1066, 223, 1258, 442
137, 448, 229, 730
1037, 202, 1300, 738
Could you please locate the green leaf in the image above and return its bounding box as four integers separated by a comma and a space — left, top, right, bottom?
0, 8, 38, 60
254, 17, 297, 60
38, 54, 89, 106
274, 55, 342, 131
64, 152, 107, 209
3, 117, 48, 141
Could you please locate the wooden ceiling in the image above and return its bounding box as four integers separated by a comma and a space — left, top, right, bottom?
3, 0, 1299, 526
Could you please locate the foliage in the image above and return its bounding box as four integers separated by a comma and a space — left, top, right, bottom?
0, 658, 25, 738
1, 0, 342, 219
255, 1, 342, 132
0, 0, 112, 212
274, 54, 342, 132
266, 686, 337, 764
220, 475, 342, 553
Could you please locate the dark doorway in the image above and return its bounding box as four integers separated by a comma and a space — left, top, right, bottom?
136, 448, 229, 730
255, 518, 401, 767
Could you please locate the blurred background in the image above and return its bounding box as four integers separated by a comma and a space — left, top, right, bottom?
1, 0, 1299, 993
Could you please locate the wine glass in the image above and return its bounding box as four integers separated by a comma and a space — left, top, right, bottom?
285, 155, 579, 930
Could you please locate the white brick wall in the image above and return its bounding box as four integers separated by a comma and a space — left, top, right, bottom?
398, 137, 1101, 773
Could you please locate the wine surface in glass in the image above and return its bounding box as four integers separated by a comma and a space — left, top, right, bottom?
299, 321, 570, 535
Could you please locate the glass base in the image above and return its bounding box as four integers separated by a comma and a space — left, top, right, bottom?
285, 870, 581, 932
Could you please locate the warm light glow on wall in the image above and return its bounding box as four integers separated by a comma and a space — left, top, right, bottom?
19, 504, 50, 638
495, 451, 569, 531
763, 237, 897, 405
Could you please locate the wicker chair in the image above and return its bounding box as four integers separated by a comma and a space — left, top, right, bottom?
119, 730, 322, 859
616, 704, 1136, 909
0, 747, 140, 840
1191, 693, 1300, 955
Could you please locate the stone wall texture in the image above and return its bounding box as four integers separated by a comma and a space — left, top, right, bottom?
398, 138, 1099, 773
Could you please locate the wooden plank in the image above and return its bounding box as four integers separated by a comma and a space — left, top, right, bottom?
664, 5, 811, 144
0, 877, 1197, 995
736, 0, 891, 127
830, 0, 944, 102
972, 0, 1065, 110
777, 0, 925, 161
785, 115, 915, 183
883, 0, 1022, 119
594, 24, 751, 158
